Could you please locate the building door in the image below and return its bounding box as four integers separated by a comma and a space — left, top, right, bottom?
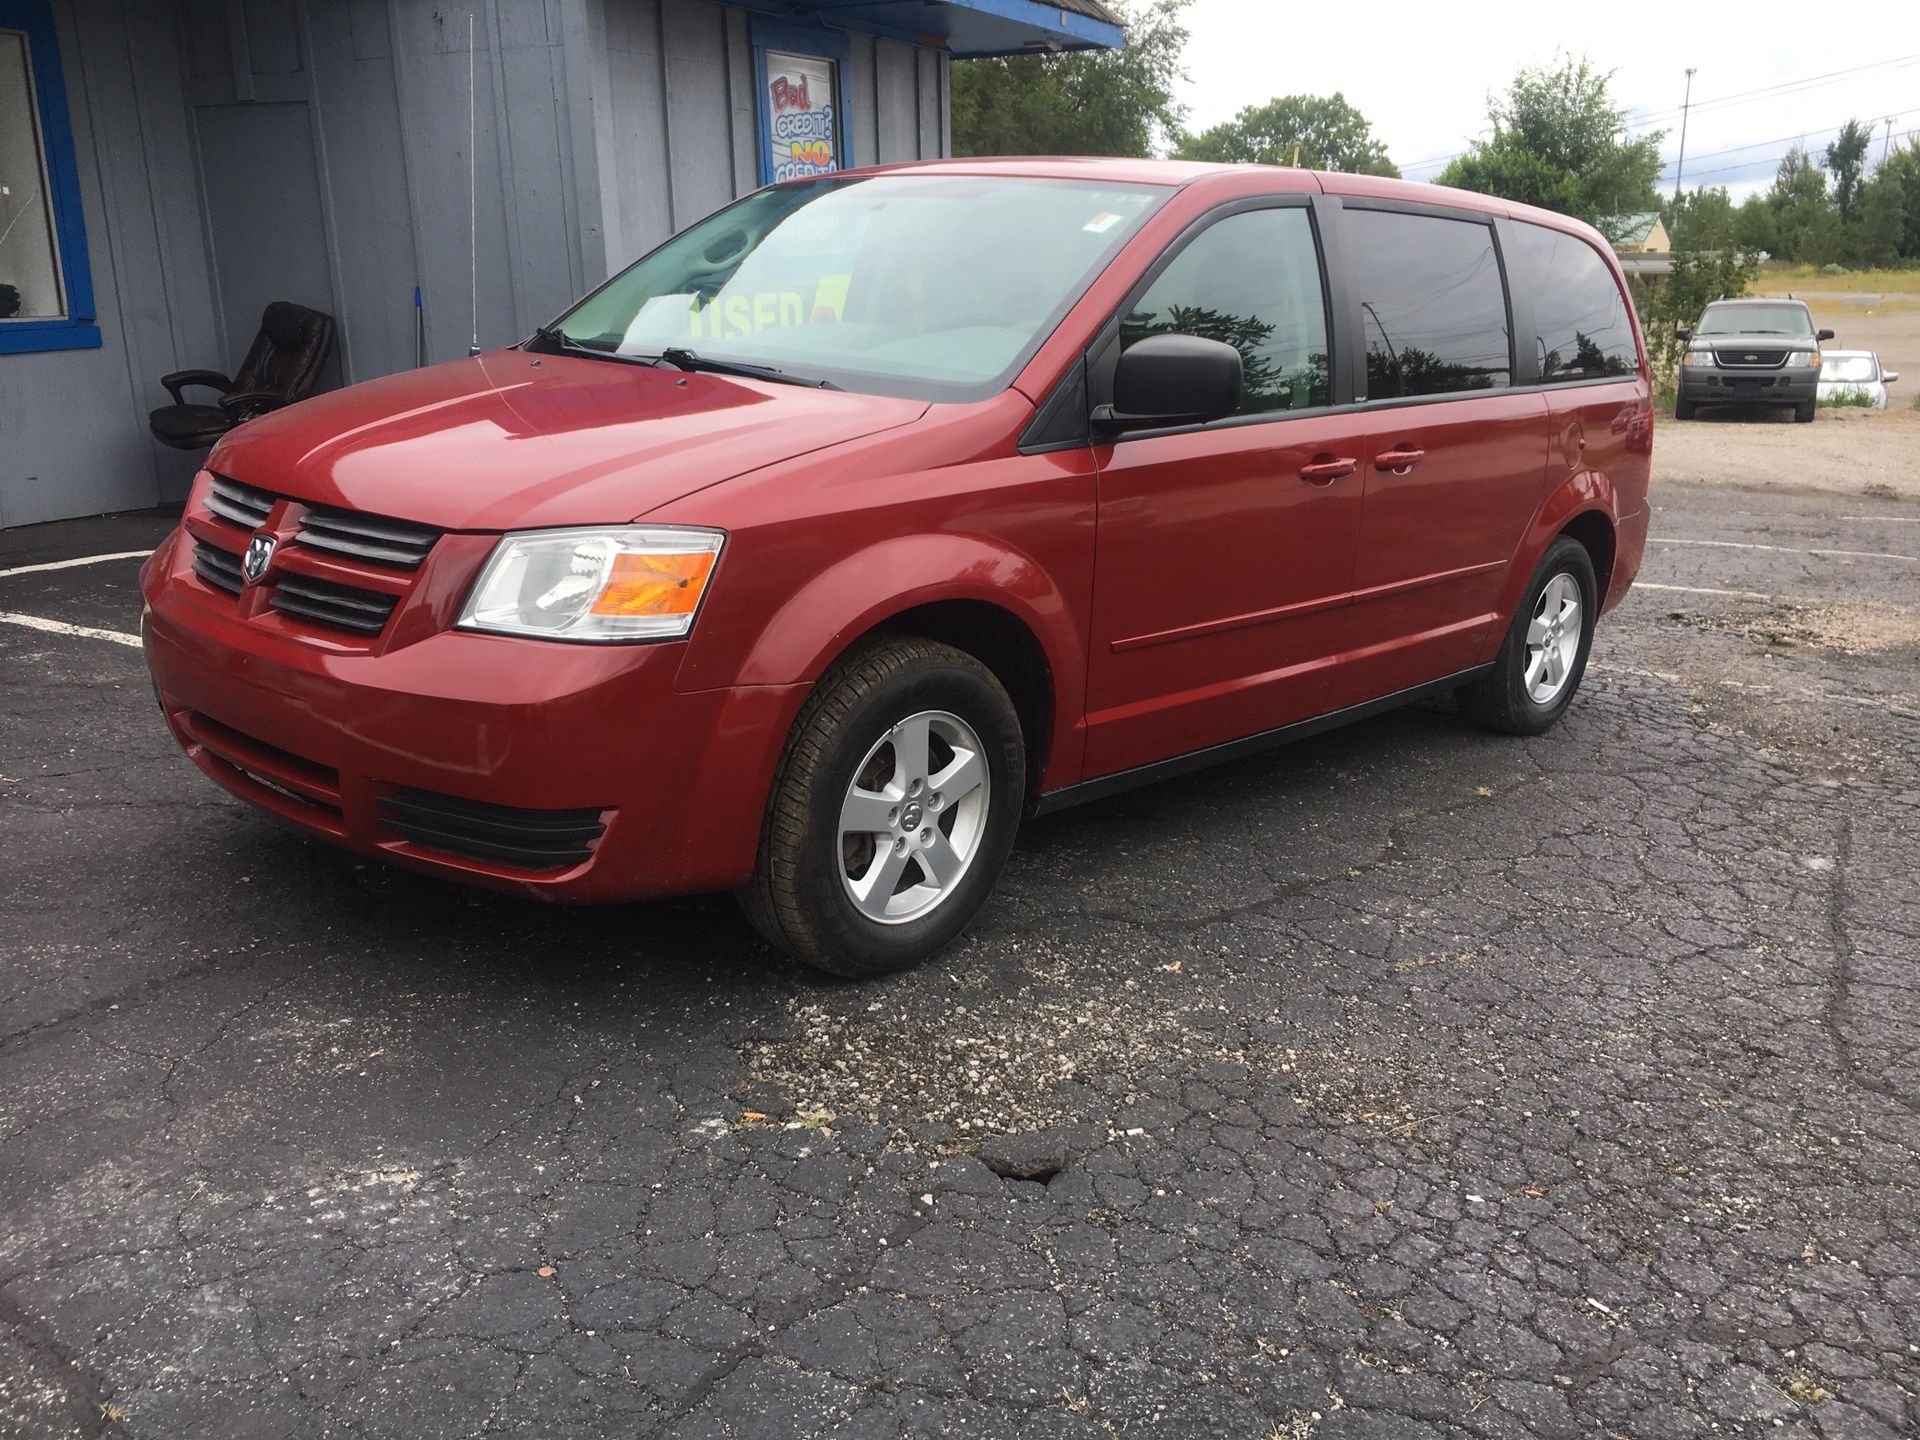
194, 102, 337, 382
184, 3, 338, 386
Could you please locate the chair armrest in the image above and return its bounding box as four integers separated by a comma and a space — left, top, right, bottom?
218, 389, 288, 422
160, 369, 231, 405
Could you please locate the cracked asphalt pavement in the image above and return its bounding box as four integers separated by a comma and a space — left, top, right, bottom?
3, 475, 1918, 1439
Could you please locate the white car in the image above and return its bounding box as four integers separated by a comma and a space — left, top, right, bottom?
1817, 350, 1899, 408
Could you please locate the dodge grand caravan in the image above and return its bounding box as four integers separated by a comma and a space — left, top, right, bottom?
140, 159, 1652, 977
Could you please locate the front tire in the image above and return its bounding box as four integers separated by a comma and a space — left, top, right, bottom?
1794, 400, 1816, 423
1673, 397, 1696, 420
1457, 536, 1598, 737
738, 636, 1026, 978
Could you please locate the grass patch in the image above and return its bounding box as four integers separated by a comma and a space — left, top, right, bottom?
1753, 263, 1920, 296
1818, 389, 1878, 409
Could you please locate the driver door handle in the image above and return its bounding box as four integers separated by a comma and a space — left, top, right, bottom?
1299, 457, 1357, 485
1375, 446, 1426, 474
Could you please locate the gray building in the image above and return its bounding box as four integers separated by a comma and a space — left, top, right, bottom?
0, 0, 1122, 528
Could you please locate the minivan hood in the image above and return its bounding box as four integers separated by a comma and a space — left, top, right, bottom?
209, 351, 931, 531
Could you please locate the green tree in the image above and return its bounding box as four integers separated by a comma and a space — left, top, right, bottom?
1823, 119, 1873, 221
1664, 187, 1735, 250
1172, 92, 1398, 176
950, 0, 1191, 159
1435, 56, 1663, 238
1856, 139, 1920, 260
1732, 192, 1778, 256
1768, 146, 1837, 262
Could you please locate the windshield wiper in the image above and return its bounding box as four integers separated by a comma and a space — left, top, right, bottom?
528, 325, 650, 364
653, 347, 841, 390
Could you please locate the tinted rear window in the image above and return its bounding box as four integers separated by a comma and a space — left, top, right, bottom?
1348, 209, 1512, 400
1508, 224, 1638, 382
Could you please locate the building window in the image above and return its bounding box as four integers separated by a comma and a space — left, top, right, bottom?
751, 21, 854, 187
0, 0, 97, 354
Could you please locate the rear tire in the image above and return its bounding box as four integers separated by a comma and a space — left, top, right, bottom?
1457, 536, 1598, 737
738, 636, 1025, 979
1673, 397, 1696, 420
1794, 400, 1816, 423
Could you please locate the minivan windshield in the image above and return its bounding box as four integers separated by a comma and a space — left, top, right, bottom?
543, 175, 1164, 401
1696, 303, 1815, 337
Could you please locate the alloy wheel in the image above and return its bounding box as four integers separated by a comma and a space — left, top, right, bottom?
838, 710, 990, 924
1524, 572, 1582, 705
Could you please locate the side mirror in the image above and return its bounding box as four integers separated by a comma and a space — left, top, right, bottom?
1675, 327, 1691, 342
1883, 371, 1900, 383
1097, 334, 1243, 432
1817, 328, 1835, 342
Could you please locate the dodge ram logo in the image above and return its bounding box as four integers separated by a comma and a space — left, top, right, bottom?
242, 533, 276, 585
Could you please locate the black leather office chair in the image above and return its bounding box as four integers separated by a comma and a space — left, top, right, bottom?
148, 301, 335, 451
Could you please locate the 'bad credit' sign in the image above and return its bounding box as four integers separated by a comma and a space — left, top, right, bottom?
764, 51, 839, 182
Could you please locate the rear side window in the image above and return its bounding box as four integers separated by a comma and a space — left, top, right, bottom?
1121, 207, 1330, 416
1508, 224, 1638, 382
1347, 209, 1511, 399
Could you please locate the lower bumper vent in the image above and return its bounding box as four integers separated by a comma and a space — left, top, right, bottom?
377, 788, 607, 870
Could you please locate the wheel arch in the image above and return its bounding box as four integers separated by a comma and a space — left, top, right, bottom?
697, 532, 1086, 798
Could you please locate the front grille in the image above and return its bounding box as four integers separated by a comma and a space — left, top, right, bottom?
269, 573, 399, 634
204, 475, 275, 529
195, 474, 439, 639
191, 537, 244, 594
378, 788, 607, 870
296, 505, 440, 569
1713, 348, 1789, 368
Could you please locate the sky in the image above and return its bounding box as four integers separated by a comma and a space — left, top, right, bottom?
1170, 1, 1919, 203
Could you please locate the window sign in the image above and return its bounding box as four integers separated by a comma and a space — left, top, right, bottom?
0, 26, 64, 321
764, 50, 839, 182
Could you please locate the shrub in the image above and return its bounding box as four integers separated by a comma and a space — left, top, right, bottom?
1817, 388, 1876, 408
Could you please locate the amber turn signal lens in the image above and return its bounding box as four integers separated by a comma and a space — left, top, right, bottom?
591, 550, 718, 618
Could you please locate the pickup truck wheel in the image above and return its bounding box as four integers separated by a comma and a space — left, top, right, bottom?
738, 636, 1025, 978
1794, 400, 1816, 423
1673, 397, 1695, 420
1457, 536, 1597, 737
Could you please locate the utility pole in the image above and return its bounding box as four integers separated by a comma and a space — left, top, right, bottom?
1672, 67, 1697, 200
1885, 116, 1898, 165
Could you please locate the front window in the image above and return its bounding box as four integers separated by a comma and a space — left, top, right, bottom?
0, 24, 64, 321
1819, 354, 1877, 383
1697, 304, 1814, 337
546, 175, 1163, 401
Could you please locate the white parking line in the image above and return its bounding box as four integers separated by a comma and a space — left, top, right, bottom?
1839, 515, 1920, 524
1648, 537, 1918, 564
0, 612, 143, 649
0, 549, 153, 580
1634, 581, 1782, 602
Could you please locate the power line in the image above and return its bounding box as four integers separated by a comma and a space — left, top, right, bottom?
1396, 52, 1920, 176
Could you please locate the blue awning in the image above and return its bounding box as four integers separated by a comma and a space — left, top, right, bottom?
779, 0, 1125, 56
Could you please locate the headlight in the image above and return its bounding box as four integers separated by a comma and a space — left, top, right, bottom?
458, 526, 724, 642
1682, 350, 1710, 367
1803, 351, 1823, 368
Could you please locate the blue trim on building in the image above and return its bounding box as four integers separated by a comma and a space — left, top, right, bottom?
0, 0, 101, 354
732, 0, 1124, 57
749, 17, 856, 188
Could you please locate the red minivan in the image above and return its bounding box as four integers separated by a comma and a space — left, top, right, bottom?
140, 159, 1651, 977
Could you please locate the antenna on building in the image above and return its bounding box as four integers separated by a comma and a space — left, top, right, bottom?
468, 11, 480, 358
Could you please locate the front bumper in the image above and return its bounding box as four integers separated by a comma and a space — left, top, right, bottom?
140, 528, 804, 902
1678, 362, 1819, 405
